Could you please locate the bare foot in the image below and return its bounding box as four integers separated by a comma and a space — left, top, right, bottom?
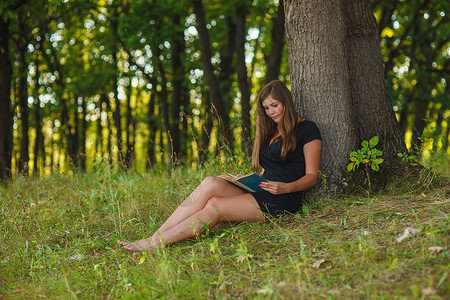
118, 239, 154, 252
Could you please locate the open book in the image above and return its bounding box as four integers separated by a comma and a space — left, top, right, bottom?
217, 172, 267, 192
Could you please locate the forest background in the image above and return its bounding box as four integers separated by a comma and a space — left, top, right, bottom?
0, 0, 448, 180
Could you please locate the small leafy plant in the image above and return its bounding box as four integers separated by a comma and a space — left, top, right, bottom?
397, 152, 418, 167
347, 136, 384, 193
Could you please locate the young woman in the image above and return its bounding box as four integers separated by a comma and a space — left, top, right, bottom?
118, 80, 322, 252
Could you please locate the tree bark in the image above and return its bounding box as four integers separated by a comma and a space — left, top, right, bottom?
285, 0, 358, 191
264, 0, 285, 84
80, 97, 87, 171
33, 61, 43, 176
345, 0, 406, 157
170, 13, 186, 162
235, 2, 252, 157
111, 7, 123, 165
193, 0, 234, 151
17, 10, 29, 175
146, 90, 157, 169
0, 18, 13, 181
284, 0, 406, 192
125, 78, 133, 168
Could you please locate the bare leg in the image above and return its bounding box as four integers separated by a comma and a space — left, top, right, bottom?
119, 193, 263, 252
154, 177, 245, 235
118, 177, 247, 252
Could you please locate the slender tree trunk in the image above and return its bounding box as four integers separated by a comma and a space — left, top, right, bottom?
265, 0, 285, 84
170, 13, 185, 162
97, 94, 107, 157
235, 2, 252, 157
147, 90, 157, 169
70, 95, 80, 168
217, 15, 235, 122
125, 79, 133, 168
33, 62, 43, 176
153, 45, 172, 169
0, 18, 13, 181
111, 7, 123, 165
193, 0, 234, 152
200, 94, 213, 162
17, 11, 29, 175
80, 97, 87, 171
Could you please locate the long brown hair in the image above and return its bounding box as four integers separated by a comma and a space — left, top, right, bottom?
252, 80, 300, 172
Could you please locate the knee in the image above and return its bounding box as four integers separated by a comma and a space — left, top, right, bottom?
205, 196, 222, 217
202, 176, 221, 186
200, 176, 224, 190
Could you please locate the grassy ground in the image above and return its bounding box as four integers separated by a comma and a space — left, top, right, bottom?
0, 161, 448, 299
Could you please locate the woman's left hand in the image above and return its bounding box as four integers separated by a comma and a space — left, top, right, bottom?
259, 180, 290, 195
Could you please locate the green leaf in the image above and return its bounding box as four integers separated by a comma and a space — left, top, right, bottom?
389, 257, 398, 270
369, 136, 379, 148
397, 152, 404, 157
347, 163, 354, 172
362, 159, 369, 164
350, 156, 358, 162
373, 158, 384, 164
371, 164, 379, 171
362, 140, 369, 148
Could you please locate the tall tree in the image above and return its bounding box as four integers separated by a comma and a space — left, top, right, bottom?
193, 0, 234, 152
0, 17, 13, 181
235, 1, 252, 156
264, 0, 285, 84
285, 0, 406, 192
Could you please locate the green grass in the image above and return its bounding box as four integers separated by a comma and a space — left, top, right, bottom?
0, 162, 448, 299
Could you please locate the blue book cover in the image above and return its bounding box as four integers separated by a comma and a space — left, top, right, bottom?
217, 172, 267, 192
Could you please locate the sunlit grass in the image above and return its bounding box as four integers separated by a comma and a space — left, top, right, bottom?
1, 158, 448, 299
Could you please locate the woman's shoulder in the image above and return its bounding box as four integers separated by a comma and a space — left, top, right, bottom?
297, 119, 322, 142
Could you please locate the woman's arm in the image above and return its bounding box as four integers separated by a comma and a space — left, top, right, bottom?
259, 139, 322, 194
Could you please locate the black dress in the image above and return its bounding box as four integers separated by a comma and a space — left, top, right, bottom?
250, 120, 322, 216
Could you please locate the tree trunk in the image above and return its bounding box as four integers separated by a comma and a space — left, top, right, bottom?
193, 0, 234, 152
345, 0, 406, 158
235, 3, 252, 157
170, 13, 186, 162
264, 0, 285, 84
80, 97, 87, 171
146, 90, 157, 169
284, 0, 406, 193
0, 18, 13, 181
111, 6, 123, 165
125, 78, 133, 168
17, 11, 29, 176
200, 93, 213, 162
33, 61, 43, 176
285, 0, 358, 192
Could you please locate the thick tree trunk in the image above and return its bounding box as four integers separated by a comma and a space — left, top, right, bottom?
264, 0, 285, 84
0, 18, 13, 181
285, 0, 358, 191
345, 0, 406, 158
285, 0, 406, 192
235, 3, 252, 157
193, 0, 234, 151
